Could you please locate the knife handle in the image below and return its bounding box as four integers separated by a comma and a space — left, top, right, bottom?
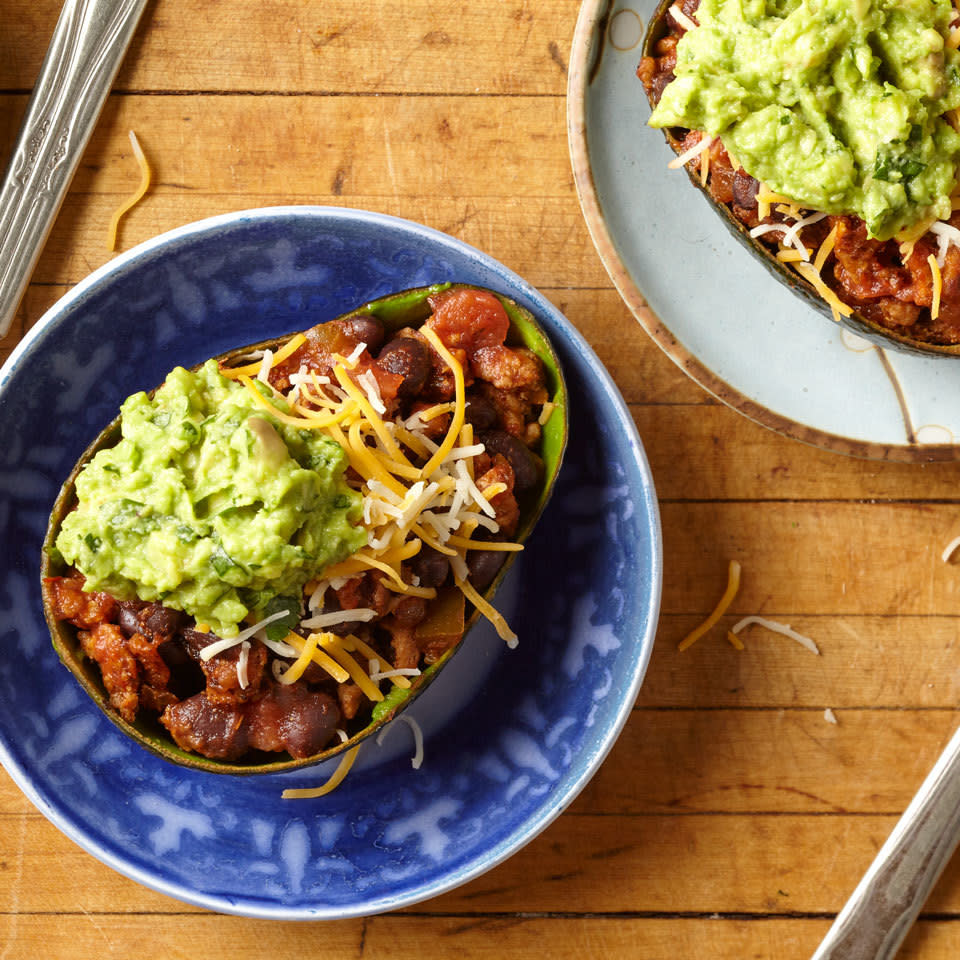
0, 0, 150, 338
812, 722, 960, 960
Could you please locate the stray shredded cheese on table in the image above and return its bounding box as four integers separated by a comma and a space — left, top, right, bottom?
942, 534, 960, 562
106, 131, 151, 252
729, 616, 820, 655
678, 560, 741, 651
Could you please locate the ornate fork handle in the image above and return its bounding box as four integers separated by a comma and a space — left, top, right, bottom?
812, 722, 960, 960
0, 0, 150, 338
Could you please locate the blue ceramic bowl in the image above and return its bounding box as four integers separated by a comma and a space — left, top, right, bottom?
0, 207, 661, 918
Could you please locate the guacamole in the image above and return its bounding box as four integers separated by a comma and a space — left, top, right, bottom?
56, 360, 367, 637
649, 0, 960, 240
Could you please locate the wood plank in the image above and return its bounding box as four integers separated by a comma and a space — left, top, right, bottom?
11, 807, 960, 916
41, 95, 573, 199
0, 0, 578, 95
661, 501, 960, 617
2, 913, 959, 960
365, 916, 956, 960
573, 708, 955, 815
636, 403, 960, 501
0, 913, 363, 960
644, 615, 960, 708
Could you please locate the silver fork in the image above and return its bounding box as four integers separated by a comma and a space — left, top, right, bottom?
0, 0, 150, 338
812, 722, 960, 959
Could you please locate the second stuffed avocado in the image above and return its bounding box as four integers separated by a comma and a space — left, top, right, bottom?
639, 0, 960, 356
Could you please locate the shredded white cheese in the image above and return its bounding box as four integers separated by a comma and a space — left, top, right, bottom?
357, 369, 386, 415
344, 341, 367, 367
199, 609, 292, 661
377, 714, 425, 769
668, 134, 713, 170
237, 640, 251, 688
824, 708, 838, 725
668, 3, 698, 33
730, 616, 820, 655
931, 221, 960, 267
256, 349, 274, 384
299, 608, 378, 630
942, 535, 960, 562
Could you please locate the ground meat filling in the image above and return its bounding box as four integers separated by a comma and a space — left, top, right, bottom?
637, 4, 960, 344
45, 289, 548, 762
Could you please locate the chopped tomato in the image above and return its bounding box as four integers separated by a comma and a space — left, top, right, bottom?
426, 288, 510, 356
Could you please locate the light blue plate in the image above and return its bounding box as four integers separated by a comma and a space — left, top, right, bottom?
570, 0, 960, 461
0, 207, 661, 918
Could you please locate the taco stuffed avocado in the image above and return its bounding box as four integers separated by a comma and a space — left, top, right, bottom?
639, 0, 960, 354
41, 283, 567, 774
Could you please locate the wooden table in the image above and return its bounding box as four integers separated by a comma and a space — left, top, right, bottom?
4, 1, 960, 957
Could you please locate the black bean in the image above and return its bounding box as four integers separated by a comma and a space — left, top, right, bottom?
376, 337, 431, 397
480, 430, 542, 492
116, 603, 142, 638
340, 315, 385, 352
409, 547, 450, 588
158, 641, 206, 699
464, 395, 498, 430
651, 70, 675, 106
733, 169, 759, 210
143, 603, 188, 638
467, 550, 506, 592
392, 596, 428, 627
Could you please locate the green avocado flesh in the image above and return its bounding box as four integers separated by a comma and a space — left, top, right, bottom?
649, 0, 960, 240
55, 359, 367, 637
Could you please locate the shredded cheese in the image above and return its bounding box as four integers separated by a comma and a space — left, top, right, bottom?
678, 560, 741, 651
729, 616, 820, 655
668, 134, 714, 171
794, 261, 853, 319
281, 631, 350, 684
930, 254, 943, 320
106, 130, 151, 252
277, 632, 319, 685
726, 630, 745, 651
455, 575, 518, 647
377, 714, 425, 769
941, 534, 960, 562
668, 2, 697, 32
221, 334, 307, 380
814, 224, 839, 273
282, 735, 360, 799
199, 609, 291, 660
199, 312, 530, 794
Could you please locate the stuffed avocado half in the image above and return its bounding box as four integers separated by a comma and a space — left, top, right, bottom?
639, 0, 960, 356
42, 283, 567, 775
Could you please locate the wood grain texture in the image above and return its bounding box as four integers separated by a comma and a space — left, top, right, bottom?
0, 0, 578, 95
3, 0, 960, 955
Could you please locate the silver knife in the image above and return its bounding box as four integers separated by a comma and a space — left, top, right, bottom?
0, 0, 150, 338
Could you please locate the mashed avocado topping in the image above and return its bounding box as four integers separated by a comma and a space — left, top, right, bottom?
56, 360, 367, 637
649, 0, 960, 240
